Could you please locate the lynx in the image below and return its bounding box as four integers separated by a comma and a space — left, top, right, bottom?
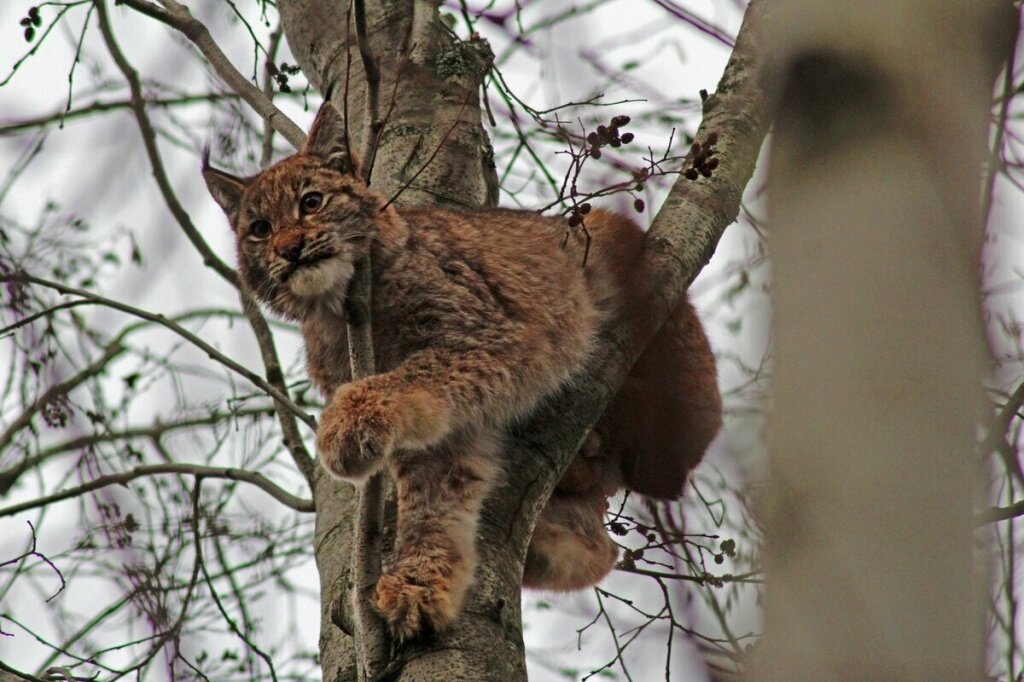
203, 102, 721, 640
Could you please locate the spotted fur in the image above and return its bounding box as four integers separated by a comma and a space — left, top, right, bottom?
204, 102, 721, 640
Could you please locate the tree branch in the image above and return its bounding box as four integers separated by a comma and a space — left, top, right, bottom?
977, 500, 1024, 526
0, 407, 273, 496
0, 340, 126, 454
2, 272, 315, 430
97, 0, 318, 482
0, 93, 241, 136
0, 463, 315, 518
115, 0, 306, 148
95, 0, 237, 287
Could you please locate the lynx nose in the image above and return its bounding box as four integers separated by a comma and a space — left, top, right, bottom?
275, 233, 305, 262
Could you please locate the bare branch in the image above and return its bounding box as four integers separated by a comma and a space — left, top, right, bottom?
96, 1, 318, 480
0, 407, 273, 495
979, 380, 1024, 485
977, 500, 1024, 526
0, 340, 126, 454
115, 0, 306, 148
95, 0, 238, 287
0, 522, 66, 603
0, 463, 315, 518
0, 93, 240, 136
2, 272, 315, 430
193, 490, 281, 682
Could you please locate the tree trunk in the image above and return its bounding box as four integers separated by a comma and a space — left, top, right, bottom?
279, 1, 771, 679
755, 1, 1015, 679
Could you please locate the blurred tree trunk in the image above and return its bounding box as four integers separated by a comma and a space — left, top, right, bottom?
279, 1, 770, 679
757, 1, 1016, 679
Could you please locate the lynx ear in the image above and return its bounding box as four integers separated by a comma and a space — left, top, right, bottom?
302, 101, 354, 174
202, 147, 248, 221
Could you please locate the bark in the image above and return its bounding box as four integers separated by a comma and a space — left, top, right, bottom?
754, 2, 1016, 679
279, 1, 770, 679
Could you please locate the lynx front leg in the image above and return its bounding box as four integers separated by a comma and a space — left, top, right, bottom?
374, 431, 500, 640
317, 374, 452, 481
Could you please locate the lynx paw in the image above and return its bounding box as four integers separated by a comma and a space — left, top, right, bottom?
317, 380, 451, 481
375, 569, 458, 641
317, 381, 397, 481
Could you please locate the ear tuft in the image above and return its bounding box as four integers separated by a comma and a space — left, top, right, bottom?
302, 101, 353, 175
202, 150, 249, 222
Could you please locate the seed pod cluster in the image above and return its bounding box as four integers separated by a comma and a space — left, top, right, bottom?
586, 114, 635, 160
20, 6, 41, 42
567, 201, 592, 228
684, 131, 720, 181
269, 62, 303, 93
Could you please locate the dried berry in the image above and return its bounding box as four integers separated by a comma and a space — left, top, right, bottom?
568, 214, 582, 228
685, 168, 699, 181
707, 131, 719, 146
620, 132, 634, 144
579, 203, 592, 215
610, 139, 621, 148
590, 147, 602, 160
707, 157, 719, 170
633, 198, 645, 213
611, 115, 631, 127
586, 131, 599, 145
690, 142, 701, 156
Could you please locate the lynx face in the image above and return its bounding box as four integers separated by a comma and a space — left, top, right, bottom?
203, 103, 379, 319
236, 157, 378, 317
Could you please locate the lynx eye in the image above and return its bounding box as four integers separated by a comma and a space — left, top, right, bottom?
300, 191, 324, 214
249, 220, 272, 239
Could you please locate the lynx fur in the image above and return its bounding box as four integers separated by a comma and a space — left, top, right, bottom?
203, 102, 721, 639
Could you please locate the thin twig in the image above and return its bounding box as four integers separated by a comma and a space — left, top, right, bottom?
2, 272, 315, 430
260, 24, 285, 169
0, 339, 125, 454
977, 500, 1024, 526
980, 380, 1024, 486
0, 521, 66, 603
0, 407, 274, 495
193, 487, 281, 682
0, 463, 315, 518
116, 0, 306, 147
0, 93, 241, 136
95, 0, 237, 287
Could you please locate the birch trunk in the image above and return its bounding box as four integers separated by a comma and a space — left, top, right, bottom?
756, 2, 1015, 679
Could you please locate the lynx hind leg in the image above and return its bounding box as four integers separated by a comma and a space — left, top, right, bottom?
523, 491, 619, 591
375, 430, 500, 640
